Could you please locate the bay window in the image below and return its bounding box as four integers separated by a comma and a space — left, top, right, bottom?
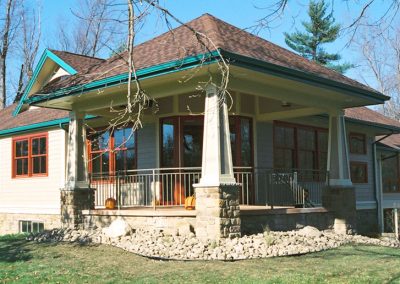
88, 127, 137, 175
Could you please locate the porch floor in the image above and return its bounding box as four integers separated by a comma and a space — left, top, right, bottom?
83, 205, 328, 217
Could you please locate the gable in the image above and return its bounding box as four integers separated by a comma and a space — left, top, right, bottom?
13, 49, 79, 116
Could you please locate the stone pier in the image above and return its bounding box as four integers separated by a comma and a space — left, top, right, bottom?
61, 188, 95, 229
195, 185, 241, 240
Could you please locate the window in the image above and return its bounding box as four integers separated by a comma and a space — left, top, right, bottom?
88, 127, 137, 174
273, 122, 328, 171
13, 133, 47, 177
350, 162, 368, 183
349, 133, 366, 154
382, 154, 400, 193
19, 220, 44, 233
160, 116, 253, 167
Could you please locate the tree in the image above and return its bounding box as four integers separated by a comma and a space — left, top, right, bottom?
0, 0, 19, 109
55, 0, 124, 57
355, 24, 400, 120
284, 0, 352, 73
15, 4, 41, 102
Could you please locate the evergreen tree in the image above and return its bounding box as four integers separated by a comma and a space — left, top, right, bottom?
284, 0, 352, 74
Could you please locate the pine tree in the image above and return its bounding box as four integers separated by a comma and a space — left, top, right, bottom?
284, 0, 352, 74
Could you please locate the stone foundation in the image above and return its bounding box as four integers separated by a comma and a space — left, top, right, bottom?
241, 208, 334, 235
195, 184, 241, 240
61, 188, 95, 229
322, 186, 357, 234
83, 211, 196, 236
0, 213, 61, 235
356, 209, 379, 236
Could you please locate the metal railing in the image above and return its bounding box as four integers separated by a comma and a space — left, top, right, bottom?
89, 167, 328, 209
254, 169, 329, 208
89, 167, 254, 208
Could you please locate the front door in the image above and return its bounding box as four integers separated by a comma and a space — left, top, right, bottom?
160, 116, 203, 204
160, 116, 254, 204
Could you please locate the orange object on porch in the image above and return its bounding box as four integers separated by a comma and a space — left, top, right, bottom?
105, 198, 116, 209
184, 196, 196, 210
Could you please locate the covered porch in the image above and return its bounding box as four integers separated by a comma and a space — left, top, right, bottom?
31, 61, 384, 235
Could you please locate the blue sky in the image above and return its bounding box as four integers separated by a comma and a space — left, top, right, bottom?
7, 0, 396, 103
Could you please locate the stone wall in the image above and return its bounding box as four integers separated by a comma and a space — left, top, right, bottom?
241, 210, 334, 235
0, 213, 61, 235
195, 185, 241, 240
61, 188, 95, 229
83, 214, 196, 235
322, 186, 357, 234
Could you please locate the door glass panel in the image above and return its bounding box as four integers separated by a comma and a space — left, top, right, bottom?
182, 119, 203, 167
162, 120, 175, 167
241, 118, 252, 166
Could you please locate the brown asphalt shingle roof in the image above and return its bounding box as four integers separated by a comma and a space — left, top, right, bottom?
345, 107, 400, 129
40, 13, 380, 95
0, 104, 68, 132
49, 50, 105, 73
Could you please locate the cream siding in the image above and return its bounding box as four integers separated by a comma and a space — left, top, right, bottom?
0, 128, 66, 214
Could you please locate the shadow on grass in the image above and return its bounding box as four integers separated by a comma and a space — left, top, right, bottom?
0, 234, 32, 263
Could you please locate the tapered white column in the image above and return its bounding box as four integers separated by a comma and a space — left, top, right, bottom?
66, 111, 88, 190
197, 84, 236, 186
327, 110, 352, 187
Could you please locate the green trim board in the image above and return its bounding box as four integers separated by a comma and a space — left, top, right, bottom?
219, 50, 389, 104
0, 115, 96, 137
0, 118, 70, 137
13, 49, 78, 117
26, 51, 220, 105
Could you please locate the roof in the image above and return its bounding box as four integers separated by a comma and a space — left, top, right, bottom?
48, 50, 105, 73
0, 104, 68, 133
39, 13, 381, 96
345, 107, 400, 130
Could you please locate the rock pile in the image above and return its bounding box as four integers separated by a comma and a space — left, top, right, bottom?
27, 225, 400, 261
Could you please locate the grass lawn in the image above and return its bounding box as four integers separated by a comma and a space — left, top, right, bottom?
1, 234, 400, 283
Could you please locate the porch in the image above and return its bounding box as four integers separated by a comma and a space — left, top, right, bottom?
89, 167, 328, 209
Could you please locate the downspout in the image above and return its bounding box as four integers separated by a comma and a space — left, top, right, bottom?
372, 132, 393, 234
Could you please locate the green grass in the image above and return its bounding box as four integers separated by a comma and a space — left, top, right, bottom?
1, 234, 400, 284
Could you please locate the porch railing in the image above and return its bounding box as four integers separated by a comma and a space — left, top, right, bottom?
89, 167, 328, 209
255, 169, 329, 208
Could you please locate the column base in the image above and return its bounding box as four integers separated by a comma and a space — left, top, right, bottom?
322, 185, 356, 234
195, 184, 241, 241
60, 188, 95, 229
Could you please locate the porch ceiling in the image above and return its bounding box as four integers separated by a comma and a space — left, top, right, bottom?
228, 65, 384, 110
31, 62, 385, 115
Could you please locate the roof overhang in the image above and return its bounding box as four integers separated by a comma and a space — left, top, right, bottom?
25, 48, 388, 112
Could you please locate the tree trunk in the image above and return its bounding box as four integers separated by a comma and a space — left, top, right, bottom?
0, 57, 5, 109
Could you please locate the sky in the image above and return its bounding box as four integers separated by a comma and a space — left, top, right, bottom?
6, 0, 398, 103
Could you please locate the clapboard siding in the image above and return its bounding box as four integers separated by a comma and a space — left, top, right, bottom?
0, 128, 66, 214
137, 122, 157, 169
255, 122, 273, 169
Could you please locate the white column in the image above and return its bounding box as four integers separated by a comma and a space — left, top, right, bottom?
327, 110, 352, 187
197, 84, 236, 186
66, 111, 88, 190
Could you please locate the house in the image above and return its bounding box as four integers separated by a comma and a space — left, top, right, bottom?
1, 14, 400, 239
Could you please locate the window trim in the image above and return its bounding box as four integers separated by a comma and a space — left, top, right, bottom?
350, 161, 368, 184
12, 132, 48, 178
349, 132, 367, 155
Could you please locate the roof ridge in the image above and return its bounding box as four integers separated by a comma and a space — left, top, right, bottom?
105, 13, 224, 62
